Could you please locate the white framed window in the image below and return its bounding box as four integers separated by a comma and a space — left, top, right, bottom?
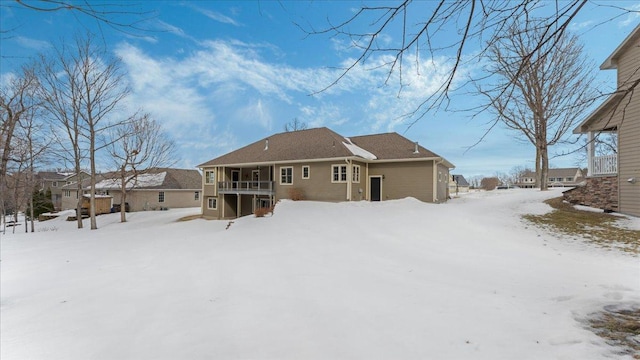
205, 170, 216, 184
52, 181, 58, 187
195, 191, 200, 201
302, 166, 310, 179
332, 165, 347, 183
566, 177, 573, 182
280, 167, 293, 185
159, 191, 165, 203
438, 171, 443, 182
352, 165, 360, 183
207, 197, 217, 209
64, 190, 71, 197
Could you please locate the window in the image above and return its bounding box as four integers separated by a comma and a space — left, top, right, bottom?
352, 165, 360, 183
205, 170, 216, 184
195, 191, 200, 201
280, 167, 293, 185
302, 166, 310, 179
566, 177, 573, 182
207, 197, 217, 209
52, 181, 58, 187
158, 191, 165, 203
64, 190, 71, 197
332, 165, 347, 183
438, 171, 443, 182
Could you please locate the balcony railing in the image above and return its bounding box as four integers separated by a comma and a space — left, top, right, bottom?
590, 154, 617, 176
217, 181, 274, 195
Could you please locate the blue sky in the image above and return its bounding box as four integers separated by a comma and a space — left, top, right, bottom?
1, 1, 639, 178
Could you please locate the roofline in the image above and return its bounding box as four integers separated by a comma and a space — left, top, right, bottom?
199, 156, 362, 168
573, 92, 624, 134
600, 24, 640, 69
199, 156, 455, 169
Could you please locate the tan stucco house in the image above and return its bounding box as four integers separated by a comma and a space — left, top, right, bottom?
61, 168, 202, 212
37, 170, 90, 211
567, 24, 639, 217
198, 127, 454, 219
93, 168, 202, 212
449, 174, 470, 194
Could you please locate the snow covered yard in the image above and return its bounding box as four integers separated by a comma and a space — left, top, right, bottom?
1, 189, 638, 360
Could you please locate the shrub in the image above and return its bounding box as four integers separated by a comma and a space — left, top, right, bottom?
288, 188, 304, 201
480, 177, 500, 190
254, 207, 271, 217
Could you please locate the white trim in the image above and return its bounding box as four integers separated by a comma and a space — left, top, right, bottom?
279, 166, 293, 185
204, 170, 216, 185
352, 164, 361, 183
301, 165, 310, 179
331, 164, 348, 183
207, 197, 217, 210
158, 191, 165, 203
200, 156, 455, 168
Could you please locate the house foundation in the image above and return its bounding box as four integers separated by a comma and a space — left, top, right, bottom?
563, 176, 618, 212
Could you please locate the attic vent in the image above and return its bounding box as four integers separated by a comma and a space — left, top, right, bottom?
413, 141, 419, 154
264, 139, 269, 151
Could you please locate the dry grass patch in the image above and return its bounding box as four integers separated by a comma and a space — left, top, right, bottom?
587, 305, 640, 358
523, 197, 640, 253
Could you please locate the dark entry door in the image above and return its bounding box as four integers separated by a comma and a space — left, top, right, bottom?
370, 177, 381, 201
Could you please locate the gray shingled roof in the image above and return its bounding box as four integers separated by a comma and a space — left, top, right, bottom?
199, 127, 454, 168
70, 168, 202, 191
144, 168, 202, 190
452, 175, 469, 186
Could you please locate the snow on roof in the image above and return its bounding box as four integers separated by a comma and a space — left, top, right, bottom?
94, 172, 167, 190
343, 137, 377, 160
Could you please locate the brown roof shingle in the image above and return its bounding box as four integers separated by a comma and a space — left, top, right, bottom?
199, 127, 454, 168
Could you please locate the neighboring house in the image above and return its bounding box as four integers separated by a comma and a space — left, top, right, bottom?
36, 171, 68, 210
449, 175, 470, 194
92, 168, 202, 212
60, 173, 103, 211
516, 168, 585, 188
198, 127, 455, 219
568, 24, 639, 216
38, 170, 91, 211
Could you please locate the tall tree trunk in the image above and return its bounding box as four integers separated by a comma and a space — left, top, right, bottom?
535, 146, 541, 189
89, 121, 97, 230
75, 157, 83, 228
120, 168, 127, 223
540, 144, 549, 191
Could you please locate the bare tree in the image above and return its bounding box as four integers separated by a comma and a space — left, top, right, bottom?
107, 114, 176, 222
304, 1, 638, 152
477, 21, 596, 190
284, 118, 308, 132
39, 33, 131, 229
0, 64, 39, 231
1, 1, 154, 36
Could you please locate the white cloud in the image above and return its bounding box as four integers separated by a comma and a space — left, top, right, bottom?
193, 6, 241, 26
113, 38, 468, 166
618, 4, 640, 27
14, 36, 51, 50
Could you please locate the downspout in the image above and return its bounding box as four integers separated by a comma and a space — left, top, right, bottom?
200, 167, 204, 215
221, 166, 225, 219
433, 159, 444, 203
345, 158, 352, 201
366, 162, 369, 201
